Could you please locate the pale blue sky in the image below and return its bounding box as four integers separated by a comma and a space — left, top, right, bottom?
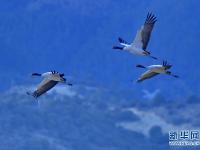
0, 0, 199, 97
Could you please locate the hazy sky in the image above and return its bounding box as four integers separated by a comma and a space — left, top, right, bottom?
0, 2, 200, 149
0, 0, 200, 97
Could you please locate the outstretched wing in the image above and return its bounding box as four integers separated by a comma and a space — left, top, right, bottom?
32, 79, 58, 98
137, 70, 159, 82
132, 13, 157, 50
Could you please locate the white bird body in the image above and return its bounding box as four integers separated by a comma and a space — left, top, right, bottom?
147, 65, 166, 74
122, 44, 148, 56
41, 72, 52, 78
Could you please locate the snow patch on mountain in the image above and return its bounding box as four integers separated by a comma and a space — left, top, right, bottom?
117, 107, 192, 137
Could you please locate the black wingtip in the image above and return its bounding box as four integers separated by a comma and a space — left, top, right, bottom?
118, 37, 124, 43
118, 37, 128, 44
118, 37, 122, 42
146, 12, 157, 24
162, 60, 171, 67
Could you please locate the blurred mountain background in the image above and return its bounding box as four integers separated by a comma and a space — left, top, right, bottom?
0, 0, 200, 149
1, 85, 200, 150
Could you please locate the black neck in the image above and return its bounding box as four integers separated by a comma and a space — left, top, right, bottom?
136, 65, 146, 68
32, 73, 41, 76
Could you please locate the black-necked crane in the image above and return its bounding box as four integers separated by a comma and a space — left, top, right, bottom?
136, 61, 179, 82
27, 71, 72, 98
113, 12, 158, 60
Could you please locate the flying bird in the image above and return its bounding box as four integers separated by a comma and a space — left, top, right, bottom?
27, 71, 72, 98
136, 61, 179, 82
113, 12, 158, 59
